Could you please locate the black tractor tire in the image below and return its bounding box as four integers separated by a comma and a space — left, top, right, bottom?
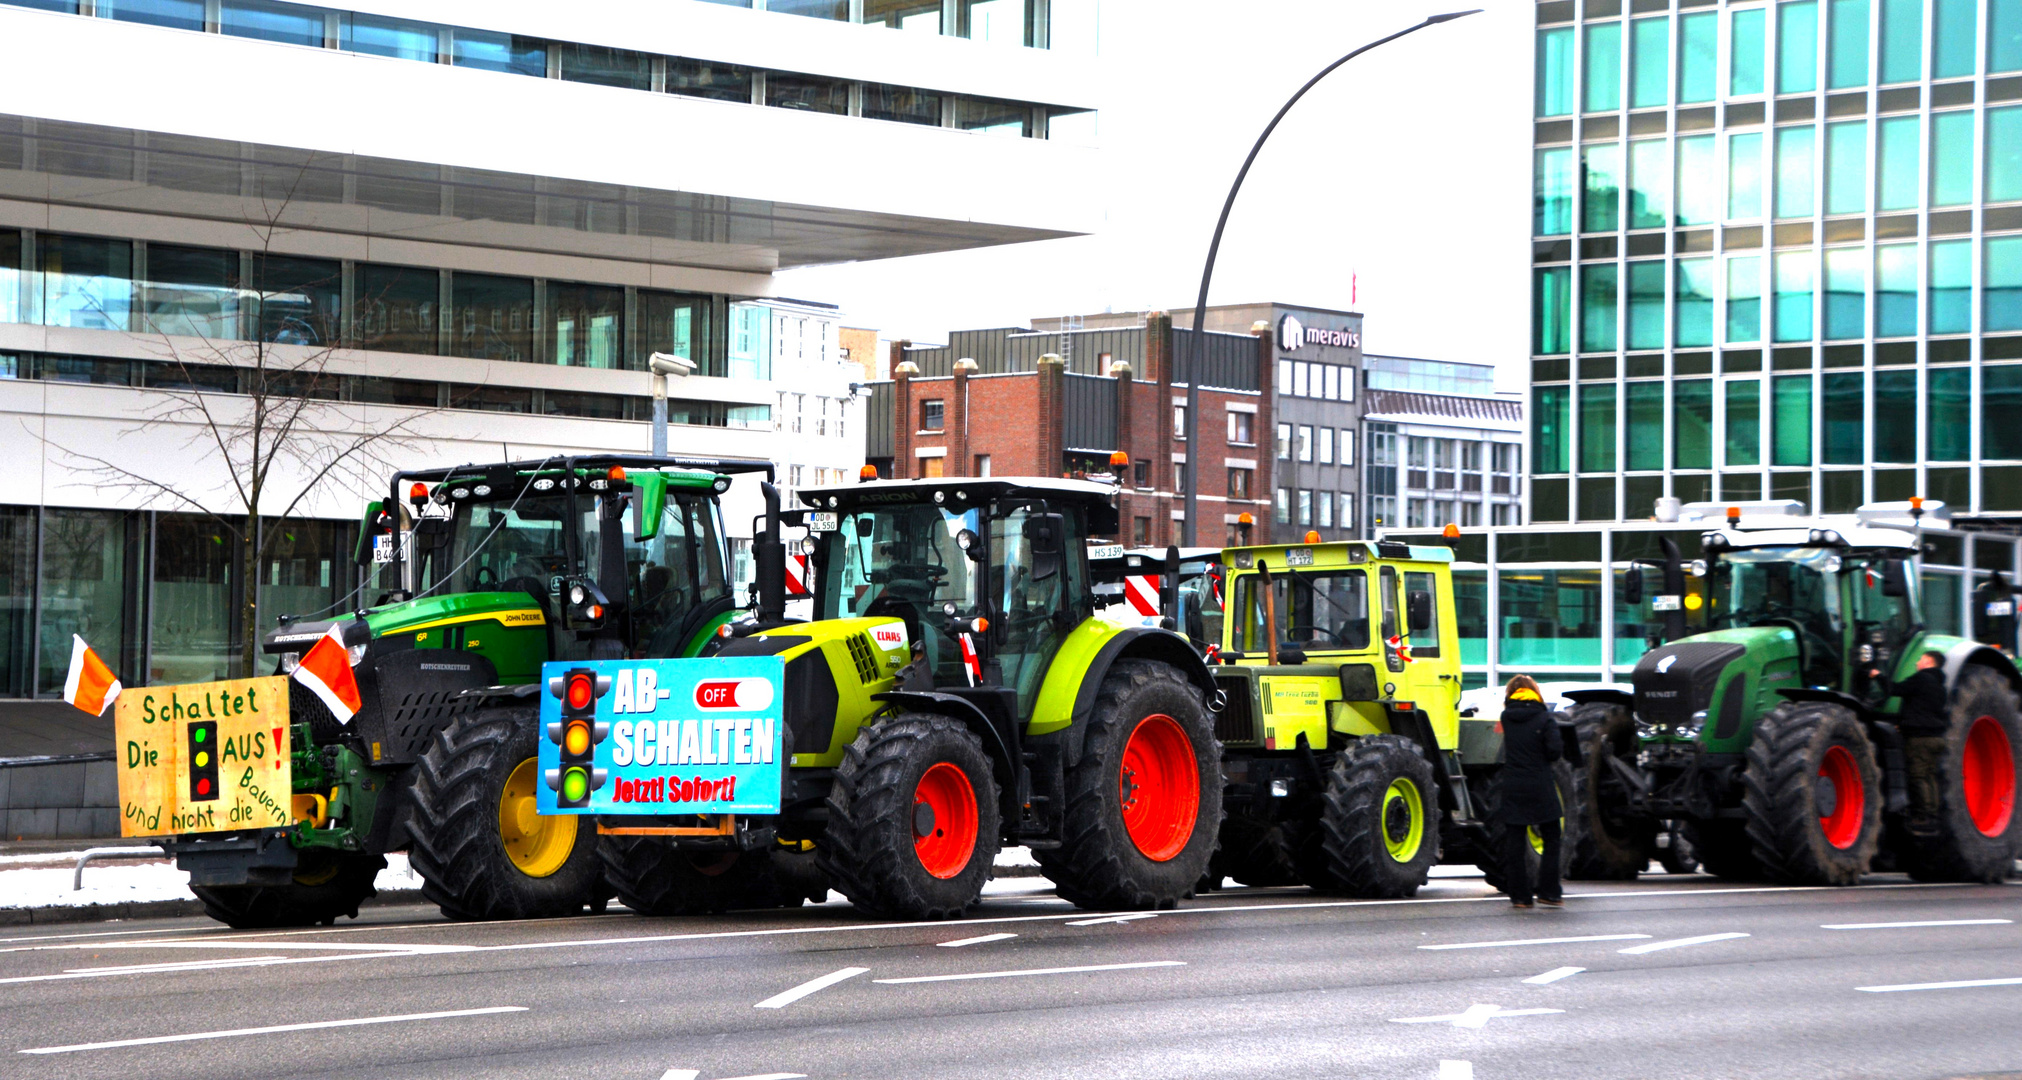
599, 839, 828, 915
1688, 818, 1764, 881
1476, 760, 1582, 896
1213, 811, 1303, 887
1743, 700, 1881, 886
191, 851, 385, 929
1292, 735, 1441, 899
1036, 660, 1222, 910
407, 702, 604, 920
820, 715, 1000, 920
1903, 666, 2022, 883
1567, 701, 1651, 880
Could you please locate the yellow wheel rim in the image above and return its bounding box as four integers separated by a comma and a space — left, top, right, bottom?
1381, 777, 1426, 863
499, 758, 576, 878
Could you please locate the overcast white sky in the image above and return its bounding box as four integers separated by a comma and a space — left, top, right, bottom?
777, 0, 1535, 391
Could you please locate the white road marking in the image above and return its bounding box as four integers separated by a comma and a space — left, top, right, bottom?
1523, 966, 1586, 985
1438, 1061, 1474, 1080
874, 960, 1185, 984
1390, 1004, 1563, 1028
658, 1071, 699, 1080
0, 951, 398, 986
1858, 976, 2022, 993
1618, 932, 1749, 954
67, 956, 290, 976
1065, 913, 1159, 927
754, 967, 868, 1009
937, 933, 1018, 948
1420, 934, 1651, 950
47, 939, 475, 954
19, 1005, 527, 1054
1824, 919, 2013, 930
720, 1074, 808, 1080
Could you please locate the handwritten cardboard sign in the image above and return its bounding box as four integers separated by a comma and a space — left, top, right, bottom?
114, 676, 294, 837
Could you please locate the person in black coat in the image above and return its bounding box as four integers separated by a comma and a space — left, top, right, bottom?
1870, 650, 1951, 834
1498, 675, 1565, 909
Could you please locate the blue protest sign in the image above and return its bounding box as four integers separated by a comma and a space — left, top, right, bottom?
535, 656, 785, 816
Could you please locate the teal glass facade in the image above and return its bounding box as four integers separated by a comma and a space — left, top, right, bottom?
1532, 0, 2022, 523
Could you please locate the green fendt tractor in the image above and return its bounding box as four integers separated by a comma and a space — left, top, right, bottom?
1190, 536, 1580, 898
161, 454, 775, 927
1569, 505, 2022, 886
596, 477, 1226, 920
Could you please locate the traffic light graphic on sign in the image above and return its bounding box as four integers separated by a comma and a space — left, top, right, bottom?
545, 667, 610, 808
187, 720, 219, 802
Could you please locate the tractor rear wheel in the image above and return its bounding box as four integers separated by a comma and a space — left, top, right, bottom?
1213, 811, 1303, 887
1567, 701, 1651, 880
1476, 759, 1580, 896
1037, 660, 1221, 910
191, 851, 384, 929
1743, 700, 1880, 886
820, 715, 999, 920
1903, 667, 2021, 883
407, 702, 604, 920
1296, 735, 1440, 898
599, 840, 828, 915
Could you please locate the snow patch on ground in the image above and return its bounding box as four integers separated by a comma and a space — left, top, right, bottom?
0, 852, 423, 909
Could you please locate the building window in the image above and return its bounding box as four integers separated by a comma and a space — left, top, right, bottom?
1776, 126, 1816, 220
1876, 244, 1917, 336
1339, 428, 1356, 467
1227, 410, 1253, 445
1276, 423, 1291, 460
1825, 120, 1868, 216
1370, 496, 1395, 530
1732, 7, 1767, 94
1318, 491, 1333, 528
1824, 248, 1866, 340
1990, 237, 2022, 331
1779, 0, 1819, 94
1931, 240, 1971, 334
1134, 460, 1151, 489
771, 0, 849, 19
1297, 490, 1313, 527
546, 282, 622, 368
1676, 135, 1716, 226
1133, 516, 1152, 546
768, 74, 851, 115
1536, 148, 1573, 236
1228, 468, 1252, 501
955, 96, 1031, 136
1493, 504, 1516, 526
1318, 427, 1334, 465
1627, 261, 1666, 350
1874, 369, 1918, 463
1928, 368, 1971, 462
1275, 488, 1291, 525
1585, 144, 1623, 232
1631, 15, 1669, 109
1626, 382, 1665, 471
555, 43, 653, 90
1174, 405, 1187, 440
863, 84, 943, 126
1629, 140, 1669, 229
668, 58, 755, 102
40, 234, 132, 332
1533, 386, 1570, 474
1675, 379, 1714, 470
449, 272, 534, 363
451, 28, 546, 77
1462, 502, 1483, 527
1727, 379, 1762, 467
1933, 0, 1978, 78
1679, 10, 1717, 103
1296, 425, 1313, 463
143, 243, 239, 341
106, 0, 206, 32
1339, 494, 1355, 531
1676, 258, 1714, 348
1586, 22, 1622, 112
974, 454, 992, 476
1729, 132, 1763, 219
789, 465, 804, 486
920, 399, 944, 431
1580, 383, 1617, 473
1933, 111, 1975, 207
1535, 267, 1571, 355
919, 456, 945, 479
1407, 498, 1429, 529
1823, 371, 1865, 464
1727, 256, 1763, 343
1537, 26, 1574, 117
1582, 263, 1618, 352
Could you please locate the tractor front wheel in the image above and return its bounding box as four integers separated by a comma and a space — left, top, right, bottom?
407, 702, 604, 920
1567, 701, 1651, 880
819, 715, 1000, 920
1903, 666, 2022, 883
1037, 660, 1221, 910
1298, 735, 1441, 899
1743, 700, 1880, 886
191, 851, 384, 929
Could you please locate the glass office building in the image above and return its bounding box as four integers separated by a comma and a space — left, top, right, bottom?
1530, 0, 2022, 524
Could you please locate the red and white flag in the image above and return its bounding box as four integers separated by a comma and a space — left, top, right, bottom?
293, 623, 363, 724
1123, 575, 1161, 618
1387, 633, 1413, 666
958, 632, 983, 687
784, 552, 811, 597
62, 635, 121, 717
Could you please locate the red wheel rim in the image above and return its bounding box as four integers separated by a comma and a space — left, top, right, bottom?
913, 762, 979, 880
1119, 714, 1200, 862
1818, 744, 1866, 850
1963, 716, 2017, 838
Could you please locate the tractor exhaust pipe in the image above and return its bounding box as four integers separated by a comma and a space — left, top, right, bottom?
754, 481, 787, 625
1160, 545, 1181, 632
1659, 536, 1687, 644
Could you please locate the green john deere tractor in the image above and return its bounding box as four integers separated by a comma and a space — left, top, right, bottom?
1569, 506, 2022, 886
1194, 537, 1580, 898
596, 476, 1226, 920
161, 454, 775, 927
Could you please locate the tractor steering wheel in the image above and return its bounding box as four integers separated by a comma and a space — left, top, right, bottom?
1283, 623, 1335, 648
473, 565, 498, 589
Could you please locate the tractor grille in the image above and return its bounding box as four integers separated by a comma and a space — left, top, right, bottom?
1212, 673, 1260, 745
846, 633, 880, 685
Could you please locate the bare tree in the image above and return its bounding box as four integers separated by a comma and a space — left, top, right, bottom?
43, 153, 444, 676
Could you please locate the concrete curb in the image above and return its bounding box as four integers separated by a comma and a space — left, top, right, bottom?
0, 888, 431, 926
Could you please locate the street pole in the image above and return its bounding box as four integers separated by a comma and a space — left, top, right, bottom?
1181, 9, 1481, 546
652, 373, 668, 458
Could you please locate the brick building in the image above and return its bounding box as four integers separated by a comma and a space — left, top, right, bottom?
864, 312, 1278, 546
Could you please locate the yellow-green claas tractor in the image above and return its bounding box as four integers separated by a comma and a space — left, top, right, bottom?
597, 477, 1226, 920
1201, 537, 1581, 897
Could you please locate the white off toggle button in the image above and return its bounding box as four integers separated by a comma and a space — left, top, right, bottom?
694, 678, 776, 711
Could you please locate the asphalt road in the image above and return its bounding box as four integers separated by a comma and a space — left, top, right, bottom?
1, 869, 2019, 1080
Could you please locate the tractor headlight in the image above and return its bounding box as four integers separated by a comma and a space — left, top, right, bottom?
1635, 717, 1659, 740
1678, 710, 1708, 738
346, 643, 368, 667
279, 652, 301, 673
570, 584, 587, 606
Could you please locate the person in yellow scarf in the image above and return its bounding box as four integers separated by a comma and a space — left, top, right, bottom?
1497, 675, 1564, 908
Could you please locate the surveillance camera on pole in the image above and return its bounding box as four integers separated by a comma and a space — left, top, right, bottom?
646, 352, 696, 457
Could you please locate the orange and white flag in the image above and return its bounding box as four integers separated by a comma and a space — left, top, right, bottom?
63, 635, 121, 717
293, 623, 363, 724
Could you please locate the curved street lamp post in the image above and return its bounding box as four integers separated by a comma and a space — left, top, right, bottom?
1180, 10, 1483, 546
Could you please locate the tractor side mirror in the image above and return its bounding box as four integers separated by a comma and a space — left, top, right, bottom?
1025, 513, 1065, 583
1623, 566, 1645, 606
1407, 589, 1434, 633
1881, 558, 1910, 598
